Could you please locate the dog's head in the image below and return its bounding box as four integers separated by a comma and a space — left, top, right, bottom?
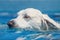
7, 8, 44, 30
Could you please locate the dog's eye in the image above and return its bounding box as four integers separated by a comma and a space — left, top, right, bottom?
24, 15, 30, 18
24, 14, 31, 19
24, 14, 31, 21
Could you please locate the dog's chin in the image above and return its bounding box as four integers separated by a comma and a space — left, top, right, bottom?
8, 24, 18, 29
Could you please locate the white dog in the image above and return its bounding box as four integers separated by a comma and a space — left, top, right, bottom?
7, 8, 60, 31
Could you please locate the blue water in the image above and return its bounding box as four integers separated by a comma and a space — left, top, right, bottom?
0, 12, 60, 40
0, 0, 60, 40
0, 25, 60, 40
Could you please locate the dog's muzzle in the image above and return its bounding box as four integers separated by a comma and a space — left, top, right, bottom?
7, 20, 15, 28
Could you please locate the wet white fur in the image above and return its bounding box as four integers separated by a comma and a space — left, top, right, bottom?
13, 8, 60, 30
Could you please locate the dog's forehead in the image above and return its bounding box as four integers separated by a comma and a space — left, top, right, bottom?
17, 8, 43, 17
17, 10, 25, 16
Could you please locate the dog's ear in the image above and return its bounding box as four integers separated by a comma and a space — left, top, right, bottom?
40, 19, 57, 31
45, 19, 58, 30
43, 14, 60, 30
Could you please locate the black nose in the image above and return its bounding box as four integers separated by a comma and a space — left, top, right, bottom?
7, 20, 15, 28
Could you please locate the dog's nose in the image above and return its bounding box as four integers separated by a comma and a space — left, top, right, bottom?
7, 20, 15, 28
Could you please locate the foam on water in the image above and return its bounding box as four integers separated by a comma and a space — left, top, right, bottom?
0, 24, 60, 40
